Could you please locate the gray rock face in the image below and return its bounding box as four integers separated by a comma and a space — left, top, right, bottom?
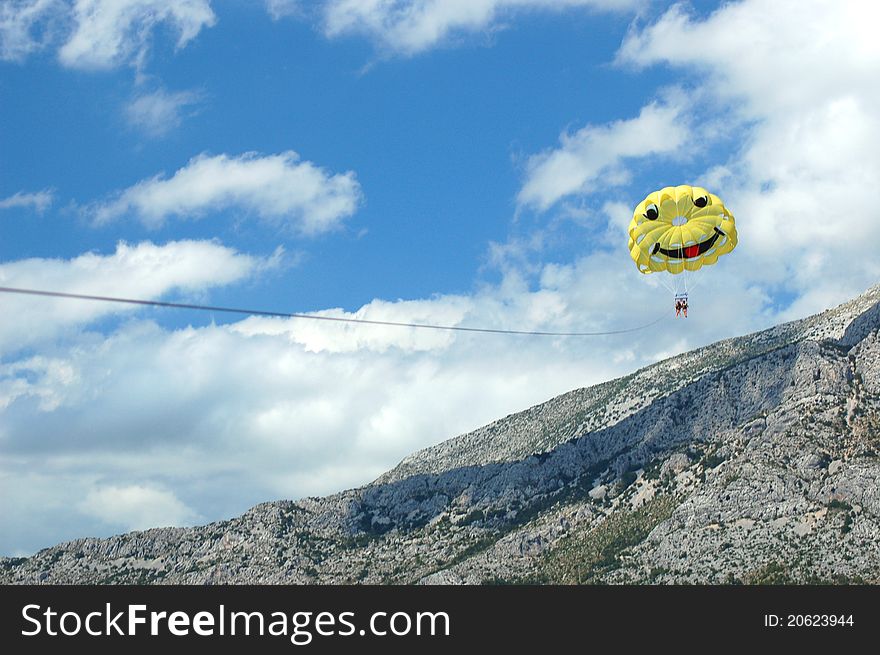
3, 285, 880, 585
660, 453, 691, 479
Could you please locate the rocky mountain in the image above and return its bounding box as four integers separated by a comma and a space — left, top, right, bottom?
3, 285, 880, 585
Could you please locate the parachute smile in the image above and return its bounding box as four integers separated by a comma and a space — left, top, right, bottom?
628, 185, 737, 276
653, 227, 725, 260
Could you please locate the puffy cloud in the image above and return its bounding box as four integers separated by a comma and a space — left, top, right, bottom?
78, 484, 199, 531
232, 295, 472, 354
1, 0, 215, 69
265, 0, 300, 21
0, 238, 768, 555
517, 98, 688, 211
0, 239, 272, 352
3, 0, 641, 66
320, 0, 640, 55
0, 188, 54, 213
0, 0, 61, 61
91, 151, 362, 234
5, 0, 639, 67
58, 0, 216, 70
618, 0, 880, 316
617, 1, 880, 118
124, 86, 202, 137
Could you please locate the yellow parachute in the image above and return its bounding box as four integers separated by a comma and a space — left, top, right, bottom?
628, 185, 737, 275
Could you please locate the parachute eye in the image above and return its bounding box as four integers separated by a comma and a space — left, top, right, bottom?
644, 204, 659, 220
693, 195, 709, 208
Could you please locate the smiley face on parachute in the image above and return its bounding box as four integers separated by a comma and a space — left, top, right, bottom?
628, 184, 737, 274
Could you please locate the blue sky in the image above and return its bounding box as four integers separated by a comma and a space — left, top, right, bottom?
2, 0, 878, 555
2, 2, 667, 310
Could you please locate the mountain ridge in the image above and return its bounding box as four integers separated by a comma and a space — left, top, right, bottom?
380, 285, 880, 482
3, 284, 879, 584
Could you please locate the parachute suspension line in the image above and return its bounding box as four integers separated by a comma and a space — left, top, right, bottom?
0, 286, 668, 338
657, 274, 676, 296
680, 224, 690, 300
683, 257, 690, 297
679, 225, 687, 299
685, 267, 702, 297
629, 184, 739, 311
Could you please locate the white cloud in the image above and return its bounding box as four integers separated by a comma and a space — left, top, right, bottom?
320, 0, 640, 55
91, 151, 363, 234
125, 86, 202, 137
78, 484, 199, 531
232, 296, 470, 354
1, 238, 770, 554
617, 1, 880, 118
618, 0, 880, 316
58, 0, 216, 70
0, 0, 61, 61
0, 188, 54, 213
517, 98, 688, 211
0, 239, 270, 352
4, 0, 640, 66
1, 0, 216, 69
265, 0, 300, 21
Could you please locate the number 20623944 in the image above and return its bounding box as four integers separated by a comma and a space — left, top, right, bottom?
764, 615, 854, 628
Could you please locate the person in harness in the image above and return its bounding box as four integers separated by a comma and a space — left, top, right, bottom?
628, 186, 739, 318
675, 294, 689, 318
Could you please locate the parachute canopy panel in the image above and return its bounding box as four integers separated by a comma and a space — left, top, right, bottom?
628, 184, 737, 275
